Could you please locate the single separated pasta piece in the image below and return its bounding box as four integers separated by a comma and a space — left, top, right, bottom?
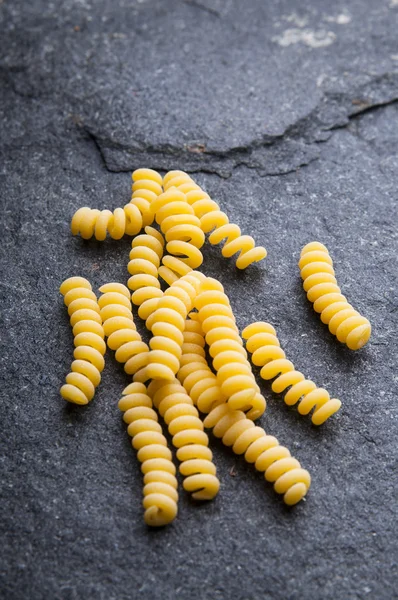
118, 382, 178, 526
151, 187, 205, 285
299, 242, 371, 350
59, 276, 106, 405
148, 378, 220, 501
70, 168, 163, 240
193, 277, 266, 420
204, 403, 311, 505
163, 170, 267, 269
100, 282, 178, 526
242, 322, 341, 425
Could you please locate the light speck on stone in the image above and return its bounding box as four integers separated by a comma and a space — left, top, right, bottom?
324, 13, 352, 25
273, 28, 336, 48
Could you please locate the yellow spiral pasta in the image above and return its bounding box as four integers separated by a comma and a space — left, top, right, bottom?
127, 225, 165, 322
163, 170, 267, 269
204, 403, 311, 505
178, 318, 227, 414
59, 276, 106, 405
242, 322, 341, 425
98, 282, 149, 381
118, 382, 178, 526
145, 271, 205, 381
100, 284, 177, 525
150, 187, 205, 286
70, 168, 163, 240
148, 378, 220, 500
299, 242, 372, 350
194, 277, 266, 420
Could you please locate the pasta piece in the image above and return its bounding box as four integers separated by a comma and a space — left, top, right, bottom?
151, 187, 205, 285
59, 276, 106, 405
242, 322, 341, 425
70, 168, 163, 240
118, 382, 178, 526
148, 378, 220, 501
178, 318, 309, 504
299, 242, 371, 350
178, 318, 227, 414
204, 403, 311, 506
127, 225, 165, 322
145, 271, 205, 381
98, 282, 148, 381
163, 170, 267, 269
99, 283, 178, 525
194, 277, 266, 420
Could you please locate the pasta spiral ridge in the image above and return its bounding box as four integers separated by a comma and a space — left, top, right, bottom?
178, 318, 227, 414
204, 403, 311, 505
299, 242, 371, 350
151, 187, 205, 286
163, 170, 267, 269
118, 382, 178, 526
145, 271, 205, 381
70, 168, 163, 240
98, 282, 149, 381
148, 379, 220, 500
194, 277, 266, 420
242, 322, 341, 425
127, 226, 165, 322
59, 276, 106, 405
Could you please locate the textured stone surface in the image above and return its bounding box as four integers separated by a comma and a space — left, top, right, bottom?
1, 1, 397, 599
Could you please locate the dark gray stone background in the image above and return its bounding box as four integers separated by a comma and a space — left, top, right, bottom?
1, 0, 397, 599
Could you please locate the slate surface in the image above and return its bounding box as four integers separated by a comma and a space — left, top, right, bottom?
1, 1, 397, 599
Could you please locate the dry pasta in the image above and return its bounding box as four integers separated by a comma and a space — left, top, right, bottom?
178, 318, 227, 414
70, 168, 162, 240
194, 277, 266, 420
163, 170, 267, 269
151, 187, 205, 285
59, 276, 106, 405
299, 242, 371, 350
243, 322, 341, 425
127, 225, 165, 321
178, 318, 310, 505
100, 283, 178, 526
98, 282, 149, 380
61, 165, 372, 515
145, 271, 205, 381
148, 378, 220, 500
204, 403, 311, 505
118, 382, 178, 526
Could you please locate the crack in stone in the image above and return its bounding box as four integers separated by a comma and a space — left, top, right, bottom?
2, 58, 398, 178
327, 97, 398, 132
183, 0, 221, 18
82, 95, 398, 178
80, 125, 322, 178
82, 127, 110, 172
79, 72, 398, 177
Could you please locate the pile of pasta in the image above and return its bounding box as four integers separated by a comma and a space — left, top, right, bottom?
60, 169, 371, 526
